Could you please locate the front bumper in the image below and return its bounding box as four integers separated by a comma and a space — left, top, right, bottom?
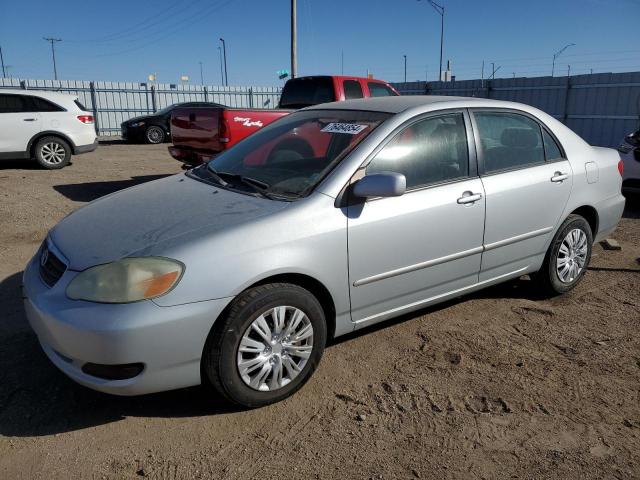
22, 254, 232, 396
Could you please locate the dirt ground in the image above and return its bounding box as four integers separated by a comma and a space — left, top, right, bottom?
0, 142, 639, 480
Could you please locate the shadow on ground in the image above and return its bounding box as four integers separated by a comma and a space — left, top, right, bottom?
53, 175, 172, 202
623, 191, 640, 219
0, 268, 543, 438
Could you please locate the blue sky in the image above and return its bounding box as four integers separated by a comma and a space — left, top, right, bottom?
1, 0, 639, 86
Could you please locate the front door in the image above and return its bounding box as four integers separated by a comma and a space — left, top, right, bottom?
0, 94, 42, 153
347, 111, 486, 326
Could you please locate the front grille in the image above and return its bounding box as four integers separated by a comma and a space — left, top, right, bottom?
39, 242, 67, 287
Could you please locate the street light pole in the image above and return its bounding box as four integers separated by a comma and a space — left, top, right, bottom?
199, 61, 204, 85
43, 37, 62, 80
291, 0, 297, 78
217, 46, 224, 85
552, 43, 575, 77
0, 46, 6, 78
403, 55, 407, 83
219, 38, 228, 86
418, 0, 444, 81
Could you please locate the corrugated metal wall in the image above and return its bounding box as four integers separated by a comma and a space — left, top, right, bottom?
392, 71, 640, 147
0, 78, 282, 136
2, 72, 639, 146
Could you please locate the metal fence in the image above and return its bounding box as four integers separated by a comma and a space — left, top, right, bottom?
392, 71, 640, 147
0, 78, 282, 136
2, 72, 639, 146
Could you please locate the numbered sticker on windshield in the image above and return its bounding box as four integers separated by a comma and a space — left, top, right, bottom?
321, 123, 368, 135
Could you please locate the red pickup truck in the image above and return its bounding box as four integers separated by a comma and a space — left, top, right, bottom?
168, 75, 398, 166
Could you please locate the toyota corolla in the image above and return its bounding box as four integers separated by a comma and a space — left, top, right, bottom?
23, 96, 625, 407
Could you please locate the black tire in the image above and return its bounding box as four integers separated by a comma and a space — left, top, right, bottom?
202, 283, 326, 408
34, 136, 71, 169
145, 126, 165, 144
534, 214, 593, 296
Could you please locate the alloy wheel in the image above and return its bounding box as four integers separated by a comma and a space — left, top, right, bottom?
40, 142, 66, 165
556, 228, 588, 283
237, 306, 314, 392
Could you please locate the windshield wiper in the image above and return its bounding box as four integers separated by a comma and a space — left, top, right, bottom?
214, 171, 279, 200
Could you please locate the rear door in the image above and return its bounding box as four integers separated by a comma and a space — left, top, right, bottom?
347, 110, 485, 326
0, 94, 42, 153
470, 109, 573, 281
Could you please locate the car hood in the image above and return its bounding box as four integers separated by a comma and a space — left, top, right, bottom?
50, 174, 289, 271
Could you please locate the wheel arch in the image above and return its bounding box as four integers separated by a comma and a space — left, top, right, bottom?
28, 131, 77, 157
569, 205, 599, 236
243, 273, 337, 341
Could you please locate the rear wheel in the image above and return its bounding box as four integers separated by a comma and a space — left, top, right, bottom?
534, 214, 592, 295
145, 126, 165, 144
34, 136, 71, 169
202, 283, 326, 407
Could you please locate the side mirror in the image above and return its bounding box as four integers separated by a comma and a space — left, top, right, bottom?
352, 172, 406, 199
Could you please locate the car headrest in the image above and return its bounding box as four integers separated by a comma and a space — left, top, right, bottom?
501, 128, 538, 148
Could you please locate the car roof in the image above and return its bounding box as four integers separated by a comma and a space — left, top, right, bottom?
305, 95, 527, 114
0, 88, 78, 102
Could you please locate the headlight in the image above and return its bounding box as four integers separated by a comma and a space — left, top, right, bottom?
66, 257, 184, 303
130, 121, 146, 128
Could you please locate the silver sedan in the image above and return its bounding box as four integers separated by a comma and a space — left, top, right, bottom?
23, 96, 625, 407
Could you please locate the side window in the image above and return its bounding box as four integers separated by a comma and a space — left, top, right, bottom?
28, 96, 64, 112
0, 94, 26, 113
343, 80, 364, 100
542, 128, 563, 161
368, 82, 396, 97
367, 113, 469, 190
474, 112, 544, 173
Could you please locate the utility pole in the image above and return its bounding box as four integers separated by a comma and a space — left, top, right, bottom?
291, 0, 297, 78
43, 37, 62, 80
199, 61, 204, 85
0, 46, 6, 78
403, 55, 407, 83
552, 43, 575, 77
217, 46, 224, 85
418, 0, 444, 81
219, 38, 228, 86
481, 60, 485, 88
490, 63, 501, 79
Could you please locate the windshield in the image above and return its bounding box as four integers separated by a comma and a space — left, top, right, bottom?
156, 104, 176, 115
203, 109, 390, 198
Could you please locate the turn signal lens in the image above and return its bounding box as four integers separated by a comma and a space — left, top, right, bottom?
66, 257, 184, 303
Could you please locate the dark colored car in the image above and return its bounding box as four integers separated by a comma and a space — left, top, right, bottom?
121, 102, 222, 144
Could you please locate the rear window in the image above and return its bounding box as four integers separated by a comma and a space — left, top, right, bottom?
278, 77, 336, 109
29, 96, 65, 112
368, 82, 397, 97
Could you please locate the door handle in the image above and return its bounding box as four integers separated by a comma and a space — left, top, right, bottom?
551, 172, 569, 182
23, 118, 37, 122
457, 191, 483, 204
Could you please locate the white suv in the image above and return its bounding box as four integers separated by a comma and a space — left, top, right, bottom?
0, 89, 98, 169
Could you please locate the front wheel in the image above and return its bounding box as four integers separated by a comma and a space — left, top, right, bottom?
534, 214, 593, 295
145, 126, 165, 144
202, 283, 327, 408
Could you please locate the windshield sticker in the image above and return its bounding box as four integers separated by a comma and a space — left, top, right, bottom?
233, 116, 264, 128
321, 123, 368, 135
